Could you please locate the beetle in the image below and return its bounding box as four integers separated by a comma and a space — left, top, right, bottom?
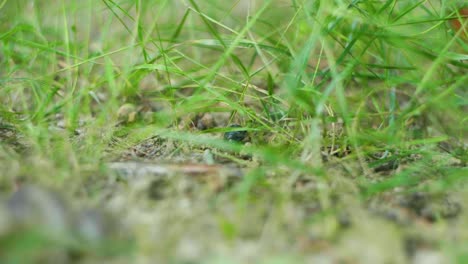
223, 124, 248, 142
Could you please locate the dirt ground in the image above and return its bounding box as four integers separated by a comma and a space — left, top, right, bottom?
1, 114, 467, 263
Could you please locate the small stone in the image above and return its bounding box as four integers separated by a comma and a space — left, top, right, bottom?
373, 159, 399, 172
147, 178, 169, 200
223, 124, 247, 142
412, 249, 446, 264
74, 208, 115, 243
203, 149, 215, 165
117, 103, 138, 123
7, 184, 70, 233
195, 113, 216, 130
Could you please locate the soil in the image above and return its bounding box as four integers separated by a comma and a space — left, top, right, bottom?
0, 116, 466, 263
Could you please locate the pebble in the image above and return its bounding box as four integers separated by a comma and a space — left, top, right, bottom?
2, 184, 124, 247
195, 113, 216, 130
6, 184, 71, 234
117, 103, 138, 123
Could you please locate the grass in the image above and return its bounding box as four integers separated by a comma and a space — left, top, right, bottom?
0, 0, 467, 263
